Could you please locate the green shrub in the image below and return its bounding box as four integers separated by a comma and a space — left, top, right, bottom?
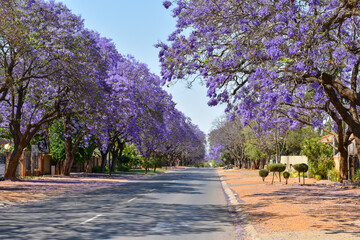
293, 163, 309, 172
293, 163, 308, 184
117, 165, 130, 172
268, 163, 286, 172
259, 169, 269, 182
268, 163, 286, 184
283, 171, 290, 184
302, 138, 334, 178
92, 166, 101, 173
353, 169, 360, 181
327, 168, 339, 182
314, 174, 322, 180
290, 171, 308, 178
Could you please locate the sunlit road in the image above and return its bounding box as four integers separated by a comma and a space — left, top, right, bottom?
0, 168, 235, 240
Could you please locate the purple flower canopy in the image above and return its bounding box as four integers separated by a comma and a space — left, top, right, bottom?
157, 0, 360, 140
1, 0, 206, 177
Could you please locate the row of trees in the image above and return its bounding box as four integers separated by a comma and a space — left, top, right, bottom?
159, 0, 360, 182
207, 116, 319, 168
0, 0, 206, 178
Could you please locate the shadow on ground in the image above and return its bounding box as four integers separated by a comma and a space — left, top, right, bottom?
0, 168, 232, 239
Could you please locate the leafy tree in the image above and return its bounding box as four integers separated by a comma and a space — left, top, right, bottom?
122, 144, 141, 168
284, 127, 320, 156
158, 0, 360, 182
302, 138, 334, 179
49, 120, 66, 163
1, 0, 107, 178
150, 157, 163, 173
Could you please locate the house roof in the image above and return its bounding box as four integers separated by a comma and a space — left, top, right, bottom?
0, 139, 10, 146
320, 134, 334, 143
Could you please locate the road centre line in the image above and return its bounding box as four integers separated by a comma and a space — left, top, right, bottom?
80, 214, 102, 225
127, 197, 137, 203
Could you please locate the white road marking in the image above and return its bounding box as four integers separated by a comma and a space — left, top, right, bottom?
151, 222, 188, 232
80, 214, 102, 225
127, 197, 137, 203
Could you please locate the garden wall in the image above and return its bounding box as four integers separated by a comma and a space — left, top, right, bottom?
281, 156, 308, 170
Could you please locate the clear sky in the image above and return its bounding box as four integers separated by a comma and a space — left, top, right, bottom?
55, 0, 225, 134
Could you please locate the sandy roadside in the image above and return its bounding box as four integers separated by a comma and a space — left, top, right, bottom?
219, 168, 360, 240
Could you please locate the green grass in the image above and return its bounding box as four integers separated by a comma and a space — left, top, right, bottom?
111, 168, 165, 175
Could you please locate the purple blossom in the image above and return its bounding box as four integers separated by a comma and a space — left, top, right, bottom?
163, 1, 172, 9
310, 81, 320, 89
294, 62, 305, 71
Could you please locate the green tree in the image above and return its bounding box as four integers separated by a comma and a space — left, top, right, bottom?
285, 127, 320, 155
49, 120, 66, 162
150, 157, 163, 173
302, 138, 334, 178
122, 144, 141, 168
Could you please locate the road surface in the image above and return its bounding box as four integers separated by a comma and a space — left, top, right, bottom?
0, 168, 236, 240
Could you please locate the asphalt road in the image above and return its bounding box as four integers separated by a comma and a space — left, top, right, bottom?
0, 168, 236, 240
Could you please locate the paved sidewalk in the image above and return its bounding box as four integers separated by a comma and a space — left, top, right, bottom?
219, 169, 360, 240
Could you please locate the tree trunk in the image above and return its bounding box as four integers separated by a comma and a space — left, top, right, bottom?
4, 143, 25, 179
259, 158, 266, 169
61, 116, 83, 176
339, 147, 348, 182
110, 150, 119, 173
278, 172, 281, 183
276, 142, 281, 163
266, 149, 271, 166
110, 140, 125, 173
5, 120, 40, 178
303, 172, 306, 184
100, 151, 107, 172
62, 139, 75, 176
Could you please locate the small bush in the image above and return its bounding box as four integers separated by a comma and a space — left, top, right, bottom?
259, 169, 269, 182
314, 174, 322, 180
327, 168, 339, 182
92, 166, 101, 173
268, 163, 286, 172
283, 171, 290, 184
268, 163, 286, 184
293, 163, 308, 173
354, 169, 360, 182
290, 171, 308, 178
117, 165, 130, 172
293, 163, 308, 184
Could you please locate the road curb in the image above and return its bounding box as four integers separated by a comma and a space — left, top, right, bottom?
219, 175, 261, 240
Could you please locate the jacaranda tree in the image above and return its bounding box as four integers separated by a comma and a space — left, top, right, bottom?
159, 0, 360, 181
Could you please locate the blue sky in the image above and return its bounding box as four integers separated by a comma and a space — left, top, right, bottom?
55, 0, 225, 134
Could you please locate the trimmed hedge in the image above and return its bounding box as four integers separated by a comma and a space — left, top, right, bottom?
268, 163, 286, 172
259, 169, 269, 182
283, 171, 290, 184
293, 163, 308, 184
293, 163, 308, 172
268, 163, 286, 184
